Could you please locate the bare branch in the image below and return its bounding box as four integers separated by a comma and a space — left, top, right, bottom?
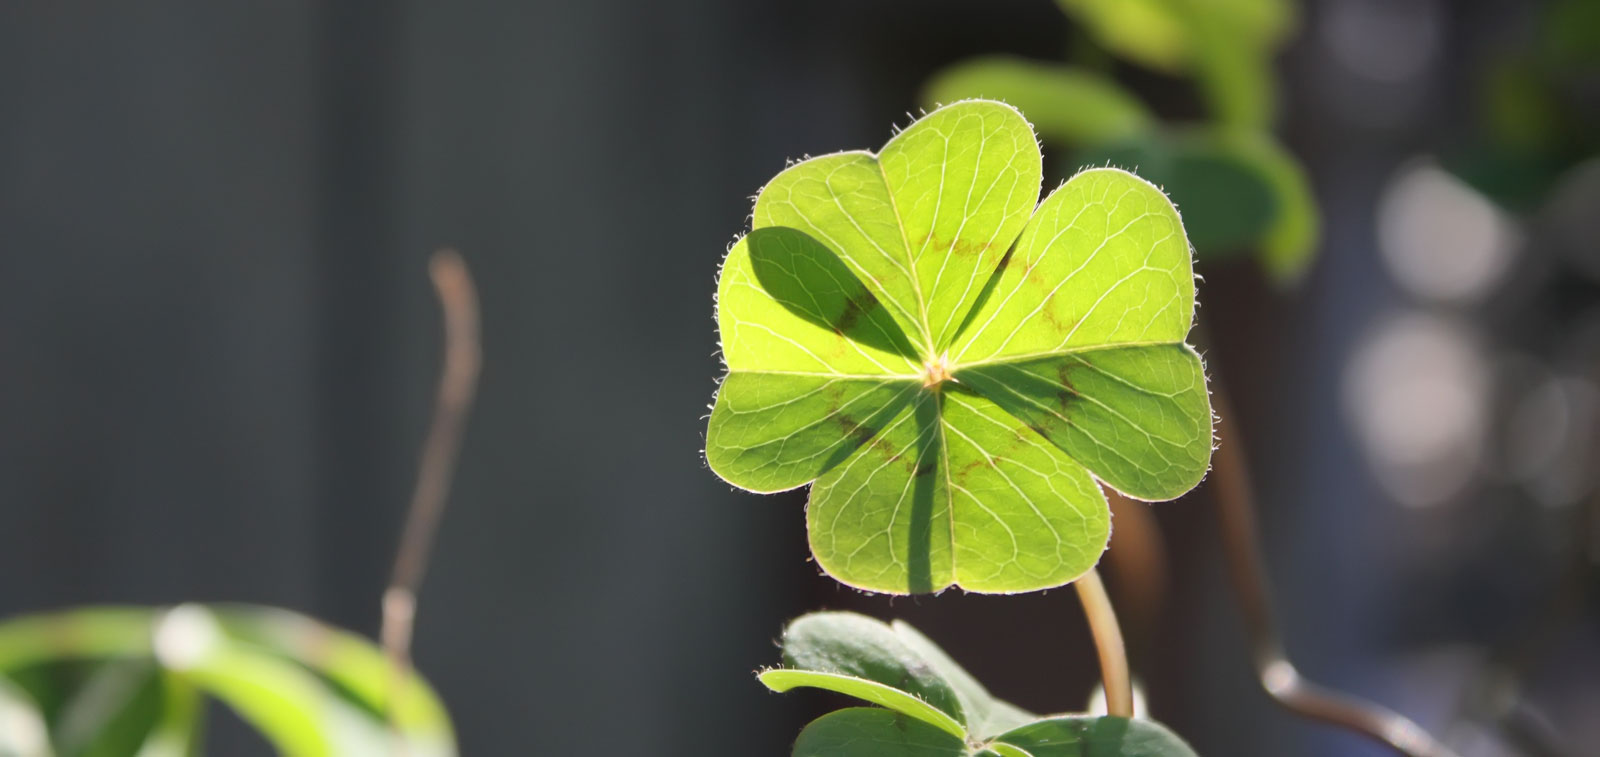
382, 249, 482, 740
1211, 386, 1458, 757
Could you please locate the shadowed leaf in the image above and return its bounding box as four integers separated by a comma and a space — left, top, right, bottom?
792, 708, 967, 757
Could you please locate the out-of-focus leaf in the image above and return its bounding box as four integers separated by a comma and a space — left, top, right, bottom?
133, 674, 201, 757
922, 57, 1154, 144
0, 606, 455, 757
0, 675, 52, 757
758, 670, 967, 739
1054, 0, 1293, 73
54, 660, 161, 757
1182, 9, 1275, 129
1054, 0, 1290, 128
1542, 0, 1600, 70
1226, 132, 1319, 284
210, 606, 452, 736
0, 609, 155, 670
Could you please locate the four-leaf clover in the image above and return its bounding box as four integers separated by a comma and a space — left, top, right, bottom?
707, 100, 1213, 594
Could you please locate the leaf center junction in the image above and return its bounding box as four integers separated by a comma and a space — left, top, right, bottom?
921, 352, 953, 389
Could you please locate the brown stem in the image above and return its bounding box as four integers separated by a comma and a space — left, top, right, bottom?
1074, 568, 1133, 718
1210, 385, 1458, 757
1103, 490, 1167, 669
381, 250, 482, 741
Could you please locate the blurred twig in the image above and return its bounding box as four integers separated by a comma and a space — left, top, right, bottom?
1102, 490, 1168, 670
1210, 384, 1460, 757
382, 250, 481, 744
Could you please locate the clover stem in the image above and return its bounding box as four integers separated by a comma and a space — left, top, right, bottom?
1074, 567, 1133, 718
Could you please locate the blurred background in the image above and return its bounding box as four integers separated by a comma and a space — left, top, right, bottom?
2, 1, 1597, 755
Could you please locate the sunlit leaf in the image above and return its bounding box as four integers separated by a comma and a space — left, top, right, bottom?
708, 101, 1213, 594
1070, 134, 1273, 256
759, 670, 966, 739
923, 57, 1154, 145
1072, 129, 1317, 282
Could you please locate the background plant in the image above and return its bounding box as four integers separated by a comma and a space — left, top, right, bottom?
0, 254, 478, 756
923, 0, 1318, 283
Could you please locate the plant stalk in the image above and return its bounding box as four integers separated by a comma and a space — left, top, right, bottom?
382, 250, 482, 750
1074, 568, 1133, 718
1209, 384, 1458, 757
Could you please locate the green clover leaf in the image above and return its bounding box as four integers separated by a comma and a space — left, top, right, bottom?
761, 612, 1198, 756
708, 100, 1213, 594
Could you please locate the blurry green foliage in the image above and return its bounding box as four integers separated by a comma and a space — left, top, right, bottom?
0, 605, 455, 757
924, 0, 1319, 284
922, 57, 1154, 144
1053, 0, 1293, 73
1446, 0, 1600, 212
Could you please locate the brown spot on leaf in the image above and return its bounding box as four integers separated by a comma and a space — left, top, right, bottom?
920, 232, 999, 258
1025, 261, 1047, 287
1054, 362, 1080, 412
1040, 298, 1065, 332
834, 297, 864, 334
835, 415, 880, 447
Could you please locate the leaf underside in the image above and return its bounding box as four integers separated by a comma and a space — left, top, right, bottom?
767, 611, 1198, 757
708, 99, 1213, 595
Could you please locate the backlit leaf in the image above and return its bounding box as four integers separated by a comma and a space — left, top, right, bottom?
708, 101, 1213, 594
923, 58, 1154, 146
1070, 129, 1317, 281
759, 670, 966, 739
